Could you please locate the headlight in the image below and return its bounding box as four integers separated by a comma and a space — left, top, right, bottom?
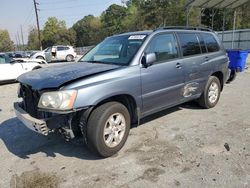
38, 90, 77, 111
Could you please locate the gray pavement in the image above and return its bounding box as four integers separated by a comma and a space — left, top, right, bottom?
0, 71, 250, 188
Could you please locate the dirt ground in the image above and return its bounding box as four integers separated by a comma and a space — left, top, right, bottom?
0, 70, 250, 188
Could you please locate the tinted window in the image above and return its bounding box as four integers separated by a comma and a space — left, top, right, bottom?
145, 33, 178, 63
57, 47, 65, 51
197, 34, 207, 53
177, 33, 201, 56
202, 33, 220, 52
64, 47, 70, 50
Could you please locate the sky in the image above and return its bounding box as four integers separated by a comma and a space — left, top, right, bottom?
0, 0, 123, 44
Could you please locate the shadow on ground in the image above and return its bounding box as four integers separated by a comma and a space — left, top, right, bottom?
0, 101, 202, 160
140, 101, 203, 125
0, 118, 99, 160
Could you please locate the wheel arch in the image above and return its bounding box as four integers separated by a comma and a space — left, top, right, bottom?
211, 71, 224, 91
32, 66, 42, 70
36, 56, 45, 60
83, 94, 139, 126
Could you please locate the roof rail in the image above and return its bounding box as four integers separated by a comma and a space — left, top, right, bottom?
154, 26, 213, 32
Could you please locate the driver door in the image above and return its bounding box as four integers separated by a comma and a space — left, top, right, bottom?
45, 47, 52, 62
140, 32, 185, 116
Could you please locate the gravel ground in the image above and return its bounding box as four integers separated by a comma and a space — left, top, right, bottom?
0, 70, 250, 188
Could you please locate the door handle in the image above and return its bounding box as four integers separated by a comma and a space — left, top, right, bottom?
205, 56, 209, 61
176, 62, 182, 69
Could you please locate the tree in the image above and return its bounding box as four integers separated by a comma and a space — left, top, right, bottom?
42, 17, 76, 48
0, 30, 14, 52
101, 4, 127, 36
72, 15, 103, 47
27, 26, 41, 50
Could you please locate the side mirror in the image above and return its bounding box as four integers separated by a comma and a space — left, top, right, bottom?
141, 53, 156, 68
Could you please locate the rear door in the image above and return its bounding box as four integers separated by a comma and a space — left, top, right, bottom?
56, 46, 66, 60
176, 32, 205, 98
141, 32, 185, 116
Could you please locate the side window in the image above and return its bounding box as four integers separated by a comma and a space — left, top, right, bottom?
197, 34, 207, 53
202, 33, 220, 52
177, 33, 201, 56
57, 47, 65, 51
64, 47, 70, 50
0, 55, 6, 64
145, 33, 178, 63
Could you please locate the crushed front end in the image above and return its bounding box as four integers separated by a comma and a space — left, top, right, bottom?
14, 83, 82, 140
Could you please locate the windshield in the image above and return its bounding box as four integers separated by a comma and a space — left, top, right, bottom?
79, 34, 147, 66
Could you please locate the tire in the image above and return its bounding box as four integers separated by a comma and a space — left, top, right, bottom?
36, 56, 45, 60
87, 102, 131, 157
198, 76, 221, 109
226, 70, 237, 83
66, 55, 74, 62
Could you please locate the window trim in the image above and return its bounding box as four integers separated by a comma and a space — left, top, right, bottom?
140, 32, 181, 65
197, 33, 208, 54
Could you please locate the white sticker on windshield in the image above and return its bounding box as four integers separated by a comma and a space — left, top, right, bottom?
128, 35, 146, 40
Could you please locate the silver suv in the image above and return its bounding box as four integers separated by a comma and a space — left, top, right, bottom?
14, 27, 229, 157
31, 45, 77, 62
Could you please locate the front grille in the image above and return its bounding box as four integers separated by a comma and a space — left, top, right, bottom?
20, 84, 40, 118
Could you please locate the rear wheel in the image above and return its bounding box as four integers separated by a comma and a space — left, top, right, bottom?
198, 76, 221, 109
87, 102, 130, 157
66, 55, 74, 62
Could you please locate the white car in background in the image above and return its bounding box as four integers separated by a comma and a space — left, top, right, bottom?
30, 45, 77, 62
0, 53, 47, 84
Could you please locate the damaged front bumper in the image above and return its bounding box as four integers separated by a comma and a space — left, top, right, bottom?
14, 102, 50, 135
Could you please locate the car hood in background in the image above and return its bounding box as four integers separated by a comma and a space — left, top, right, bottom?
17, 62, 121, 90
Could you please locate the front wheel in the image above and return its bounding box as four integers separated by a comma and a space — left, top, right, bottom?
36, 56, 45, 60
87, 102, 130, 157
198, 76, 221, 109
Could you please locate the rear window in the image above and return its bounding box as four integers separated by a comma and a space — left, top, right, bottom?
202, 33, 220, 52
177, 33, 201, 57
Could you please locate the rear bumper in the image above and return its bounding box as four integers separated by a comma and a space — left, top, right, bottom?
14, 102, 49, 135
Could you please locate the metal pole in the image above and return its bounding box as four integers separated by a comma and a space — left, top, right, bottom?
211, 9, 214, 30
33, 0, 42, 50
20, 25, 25, 50
186, 8, 189, 27
17, 31, 21, 51
231, 10, 237, 49
222, 10, 226, 43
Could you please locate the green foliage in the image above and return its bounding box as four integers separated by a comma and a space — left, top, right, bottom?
27, 27, 41, 50
42, 17, 76, 48
72, 15, 103, 46
101, 4, 127, 35
0, 30, 14, 52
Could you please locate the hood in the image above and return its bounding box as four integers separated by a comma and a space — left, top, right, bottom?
18, 62, 121, 90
